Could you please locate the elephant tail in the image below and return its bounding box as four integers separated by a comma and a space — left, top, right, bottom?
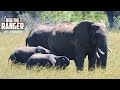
26, 38, 28, 46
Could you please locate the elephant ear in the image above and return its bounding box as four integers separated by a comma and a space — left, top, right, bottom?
89, 23, 100, 40
55, 56, 70, 63
91, 23, 108, 39
61, 56, 70, 62
92, 22, 107, 36
36, 47, 46, 54
91, 24, 100, 33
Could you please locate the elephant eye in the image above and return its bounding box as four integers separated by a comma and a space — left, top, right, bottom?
92, 24, 100, 30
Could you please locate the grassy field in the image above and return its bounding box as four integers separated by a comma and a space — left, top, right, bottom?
0, 31, 120, 79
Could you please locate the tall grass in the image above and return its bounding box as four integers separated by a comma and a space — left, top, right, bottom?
0, 31, 120, 79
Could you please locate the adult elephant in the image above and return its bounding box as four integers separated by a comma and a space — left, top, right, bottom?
26, 24, 55, 49
26, 22, 74, 49
48, 20, 111, 71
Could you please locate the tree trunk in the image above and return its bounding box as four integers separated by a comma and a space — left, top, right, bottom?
106, 11, 114, 28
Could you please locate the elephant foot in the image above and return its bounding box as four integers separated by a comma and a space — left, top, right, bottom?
26, 67, 31, 70
101, 66, 106, 69
88, 67, 95, 71
56, 66, 66, 70
26, 66, 32, 70
96, 64, 101, 68
77, 67, 83, 71
62, 66, 66, 70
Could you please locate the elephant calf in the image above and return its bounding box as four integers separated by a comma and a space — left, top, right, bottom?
8, 46, 50, 64
26, 53, 70, 69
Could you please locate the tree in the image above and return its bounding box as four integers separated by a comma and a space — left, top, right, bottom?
106, 11, 120, 28
106, 11, 114, 28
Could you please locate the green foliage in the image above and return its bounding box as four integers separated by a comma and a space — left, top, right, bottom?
113, 16, 120, 30
38, 11, 108, 24
39, 11, 74, 23
1, 11, 120, 32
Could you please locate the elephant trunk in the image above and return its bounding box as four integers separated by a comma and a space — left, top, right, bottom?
97, 39, 108, 68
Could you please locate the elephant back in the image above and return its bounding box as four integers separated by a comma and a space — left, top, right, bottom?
48, 22, 76, 59
52, 21, 76, 33
26, 24, 55, 48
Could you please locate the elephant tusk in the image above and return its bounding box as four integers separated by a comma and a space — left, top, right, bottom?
96, 52, 100, 59
98, 48, 105, 55
108, 47, 112, 52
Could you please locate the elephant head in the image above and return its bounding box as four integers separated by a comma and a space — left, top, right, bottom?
91, 21, 110, 69
36, 46, 50, 54
55, 56, 70, 69
73, 20, 111, 70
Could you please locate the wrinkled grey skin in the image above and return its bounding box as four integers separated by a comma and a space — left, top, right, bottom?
26, 24, 55, 49
26, 53, 70, 69
8, 46, 50, 64
48, 22, 75, 59
48, 20, 108, 71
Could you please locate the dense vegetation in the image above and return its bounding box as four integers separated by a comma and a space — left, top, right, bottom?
0, 11, 120, 31
19, 11, 109, 30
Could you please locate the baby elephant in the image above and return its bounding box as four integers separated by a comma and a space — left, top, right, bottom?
26, 53, 70, 69
8, 46, 50, 64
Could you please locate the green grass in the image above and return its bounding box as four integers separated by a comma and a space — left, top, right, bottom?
0, 31, 120, 79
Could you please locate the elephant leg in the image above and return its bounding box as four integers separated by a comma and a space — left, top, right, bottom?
74, 47, 85, 71
75, 54, 85, 71
88, 48, 96, 71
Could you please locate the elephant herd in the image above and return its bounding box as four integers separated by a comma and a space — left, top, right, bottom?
8, 20, 112, 71
8, 46, 70, 69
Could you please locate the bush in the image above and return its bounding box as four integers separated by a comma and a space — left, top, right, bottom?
113, 16, 120, 30
39, 11, 108, 24
19, 12, 40, 30
0, 11, 110, 32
